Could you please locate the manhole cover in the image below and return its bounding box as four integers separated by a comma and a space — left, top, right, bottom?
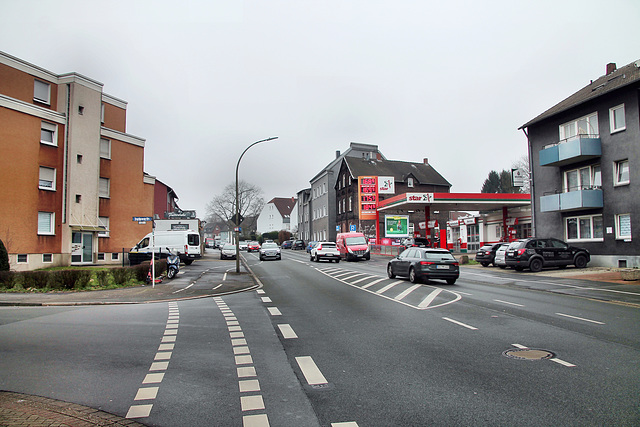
503, 348, 555, 360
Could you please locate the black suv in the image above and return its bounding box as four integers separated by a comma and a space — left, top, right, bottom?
505, 238, 590, 272
475, 243, 503, 267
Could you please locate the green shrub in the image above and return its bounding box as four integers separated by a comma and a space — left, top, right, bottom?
95, 270, 110, 287
21, 271, 50, 290
49, 270, 90, 290
0, 238, 9, 272
0, 270, 14, 288
111, 268, 130, 285
132, 263, 150, 282
74, 270, 92, 289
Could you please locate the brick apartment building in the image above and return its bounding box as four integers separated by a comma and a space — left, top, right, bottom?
0, 51, 154, 271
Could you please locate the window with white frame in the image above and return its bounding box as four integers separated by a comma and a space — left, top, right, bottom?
17, 254, 28, 263
101, 103, 105, 124
98, 217, 110, 237
408, 177, 414, 188
614, 159, 629, 186
38, 212, 54, 235
41, 121, 57, 146
615, 213, 631, 239
564, 165, 601, 192
100, 138, 111, 159
609, 104, 626, 133
39, 166, 56, 190
43, 253, 53, 263
34, 79, 50, 104
348, 196, 352, 211
99, 177, 110, 198
565, 214, 603, 241
559, 112, 598, 141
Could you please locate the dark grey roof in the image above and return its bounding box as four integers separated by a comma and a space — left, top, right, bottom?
343, 157, 451, 188
520, 59, 640, 129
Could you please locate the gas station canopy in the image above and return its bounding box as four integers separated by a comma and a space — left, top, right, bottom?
377, 192, 531, 213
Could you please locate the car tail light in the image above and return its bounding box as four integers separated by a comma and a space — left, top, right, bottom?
517, 248, 526, 256
317, 244, 322, 250
453, 262, 459, 266
420, 261, 435, 265
185, 244, 188, 254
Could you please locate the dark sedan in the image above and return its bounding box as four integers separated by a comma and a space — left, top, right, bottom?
475, 243, 503, 267
387, 248, 459, 285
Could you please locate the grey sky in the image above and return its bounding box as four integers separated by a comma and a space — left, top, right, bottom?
2, 0, 639, 218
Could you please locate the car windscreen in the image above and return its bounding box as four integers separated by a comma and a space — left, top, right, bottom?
320, 243, 336, 248
223, 244, 235, 249
345, 236, 367, 245
423, 251, 456, 261
262, 243, 277, 248
508, 241, 526, 249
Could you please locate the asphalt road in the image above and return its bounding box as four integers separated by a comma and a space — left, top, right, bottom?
0, 249, 638, 426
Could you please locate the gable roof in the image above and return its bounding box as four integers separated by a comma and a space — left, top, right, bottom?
520, 59, 640, 129
342, 157, 451, 188
268, 197, 296, 217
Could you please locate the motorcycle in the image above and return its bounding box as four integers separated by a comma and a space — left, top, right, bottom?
166, 248, 180, 279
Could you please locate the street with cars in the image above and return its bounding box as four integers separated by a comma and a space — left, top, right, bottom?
0, 246, 639, 426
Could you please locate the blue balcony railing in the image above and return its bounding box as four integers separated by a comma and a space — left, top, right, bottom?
540, 187, 603, 212
539, 135, 601, 167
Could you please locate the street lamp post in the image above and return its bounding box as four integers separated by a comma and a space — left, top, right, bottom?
235, 136, 278, 273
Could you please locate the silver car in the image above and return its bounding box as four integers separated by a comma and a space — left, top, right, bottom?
259, 242, 281, 261
494, 243, 510, 269
220, 243, 237, 260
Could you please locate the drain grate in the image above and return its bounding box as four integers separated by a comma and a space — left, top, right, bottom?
503, 348, 555, 361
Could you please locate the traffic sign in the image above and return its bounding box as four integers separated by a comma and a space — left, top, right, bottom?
350, 224, 357, 232
133, 216, 153, 222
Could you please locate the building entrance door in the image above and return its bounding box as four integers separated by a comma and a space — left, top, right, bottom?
71, 232, 93, 264
467, 224, 480, 252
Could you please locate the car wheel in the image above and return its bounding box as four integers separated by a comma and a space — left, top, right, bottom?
515, 266, 524, 271
498, 265, 506, 269
310, 255, 314, 261
184, 260, 193, 266
529, 258, 543, 272
335, 259, 340, 263
409, 267, 419, 283
387, 264, 395, 279
446, 279, 456, 285
315, 255, 320, 262
481, 262, 489, 267
575, 254, 587, 269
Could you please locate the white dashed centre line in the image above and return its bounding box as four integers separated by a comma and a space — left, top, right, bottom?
494, 299, 524, 307
442, 317, 478, 330
277, 324, 298, 339
556, 312, 605, 324
295, 356, 328, 385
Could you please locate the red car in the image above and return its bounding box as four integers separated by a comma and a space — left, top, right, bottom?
247, 241, 260, 252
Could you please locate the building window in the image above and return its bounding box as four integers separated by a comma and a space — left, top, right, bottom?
615, 214, 631, 240
43, 254, 53, 263
39, 166, 56, 190
101, 103, 105, 123
566, 215, 603, 241
564, 165, 600, 192
559, 112, 598, 141
348, 196, 352, 212
41, 121, 57, 146
98, 217, 110, 237
17, 254, 28, 264
77, 154, 83, 164
100, 138, 111, 159
34, 79, 50, 104
609, 104, 626, 133
97, 253, 105, 261
408, 177, 414, 188
99, 177, 110, 198
111, 253, 119, 260
38, 212, 54, 235
614, 160, 629, 186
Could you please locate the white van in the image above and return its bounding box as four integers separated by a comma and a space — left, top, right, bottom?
129, 230, 201, 265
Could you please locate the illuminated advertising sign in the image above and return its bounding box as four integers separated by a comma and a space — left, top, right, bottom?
385, 215, 410, 237
358, 176, 378, 220
378, 176, 395, 194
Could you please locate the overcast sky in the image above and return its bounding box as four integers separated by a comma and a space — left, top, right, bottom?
2, 0, 639, 218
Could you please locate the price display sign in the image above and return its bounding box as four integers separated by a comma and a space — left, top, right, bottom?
358, 176, 378, 220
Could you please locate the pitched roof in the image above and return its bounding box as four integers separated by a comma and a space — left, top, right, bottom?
520, 59, 640, 129
343, 157, 451, 188
268, 197, 296, 217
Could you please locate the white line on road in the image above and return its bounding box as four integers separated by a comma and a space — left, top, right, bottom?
351, 275, 377, 284
376, 280, 403, 294
550, 358, 576, 367
261, 297, 272, 303
418, 288, 443, 308
442, 317, 478, 330
361, 278, 386, 289
394, 284, 421, 301
172, 283, 194, 294
295, 356, 328, 385
555, 312, 605, 324
267, 307, 282, 316
277, 324, 298, 339
494, 299, 524, 307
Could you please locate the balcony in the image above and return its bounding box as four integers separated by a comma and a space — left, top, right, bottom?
539, 135, 601, 167
540, 188, 603, 212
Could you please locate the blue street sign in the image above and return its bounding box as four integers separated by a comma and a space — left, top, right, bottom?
350, 224, 357, 232
133, 216, 153, 222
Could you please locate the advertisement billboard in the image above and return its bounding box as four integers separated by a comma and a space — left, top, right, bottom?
385, 215, 410, 237
378, 176, 395, 194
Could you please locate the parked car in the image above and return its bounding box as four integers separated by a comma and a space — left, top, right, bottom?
129, 230, 201, 266
387, 247, 459, 284
310, 242, 341, 263
475, 243, 503, 267
336, 232, 370, 261
401, 237, 430, 251
281, 240, 293, 249
247, 241, 260, 252
306, 241, 318, 253
494, 243, 510, 269
259, 242, 281, 261
220, 243, 237, 260
205, 238, 215, 248
505, 237, 590, 272
239, 241, 249, 251
292, 240, 306, 250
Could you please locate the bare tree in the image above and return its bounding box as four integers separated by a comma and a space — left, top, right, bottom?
206, 180, 265, 227
512, 154, 531, 193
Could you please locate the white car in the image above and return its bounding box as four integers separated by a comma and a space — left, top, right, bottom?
310, 242, 341, 263
239, 241, 249, 251
220, 243, 237, 260
494, 243, 510, 269
259, 242, 281, 261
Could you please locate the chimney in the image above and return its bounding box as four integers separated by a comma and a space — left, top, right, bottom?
606, 63, 617, 75
423, 158, 429, 165
336, 150, 341, 159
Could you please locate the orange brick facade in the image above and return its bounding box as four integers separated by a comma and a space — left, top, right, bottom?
0, 51, 154, 270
